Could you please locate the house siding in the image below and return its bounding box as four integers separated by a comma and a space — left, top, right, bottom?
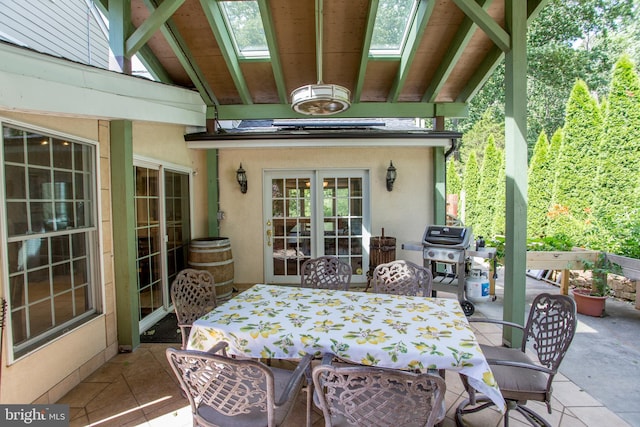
0, 0, 109, 68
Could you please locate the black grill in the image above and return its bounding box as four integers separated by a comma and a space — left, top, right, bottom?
422, 225, 472, 249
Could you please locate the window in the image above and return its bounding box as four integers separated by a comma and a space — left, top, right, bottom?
220, 0, 270, 59
370, 0, 418, 56
2, 123, 99, 359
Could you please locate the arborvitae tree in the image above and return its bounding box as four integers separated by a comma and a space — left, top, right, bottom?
491, 155, 506, 237
473, 136, 502, 238
446, 158, 462, 220
543, 128, 564, 237
548, 79, 602, 245
595, 55, 640, 252
446, 158, 462, 196
459, 107, 505, 167
527, 131, 552, 238
462, 151, 480, 226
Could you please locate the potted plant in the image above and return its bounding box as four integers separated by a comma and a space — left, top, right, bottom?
572, 252, 621, 317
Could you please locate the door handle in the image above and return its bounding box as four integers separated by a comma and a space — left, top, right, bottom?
266, 228, 272, 246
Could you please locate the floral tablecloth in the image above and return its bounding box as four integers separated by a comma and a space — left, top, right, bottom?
187, 284, 504, 410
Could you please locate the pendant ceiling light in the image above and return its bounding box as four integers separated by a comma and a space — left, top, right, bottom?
291, 0, 351, 116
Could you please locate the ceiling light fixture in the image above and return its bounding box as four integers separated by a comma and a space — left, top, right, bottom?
291, 84, 350, 116
290, 0, 351, 116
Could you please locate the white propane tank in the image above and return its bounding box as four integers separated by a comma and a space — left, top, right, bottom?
466, 268, 490, 303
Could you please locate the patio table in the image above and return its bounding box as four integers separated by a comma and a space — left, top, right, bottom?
187, 283, 505, 411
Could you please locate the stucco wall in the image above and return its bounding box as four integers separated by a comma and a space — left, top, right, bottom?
214, 145, 434, 286
132, 121, 209, 239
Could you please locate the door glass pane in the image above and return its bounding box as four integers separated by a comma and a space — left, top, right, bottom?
135, 166, 161, 322
165, 171, 190, 289
271, 177, 311, 277
322, 176, 364, 276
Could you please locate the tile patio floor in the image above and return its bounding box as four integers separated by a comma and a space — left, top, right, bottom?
58, 321, 630, 427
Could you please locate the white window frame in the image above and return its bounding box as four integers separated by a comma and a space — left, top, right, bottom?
0, 117, 102, 363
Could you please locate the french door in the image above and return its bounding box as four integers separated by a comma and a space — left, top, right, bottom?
264, 170, 369, 284
134, 162, 191, 332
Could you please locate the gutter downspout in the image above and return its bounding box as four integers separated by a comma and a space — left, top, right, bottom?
445, 138, 458, 159
207, 105, 222, 237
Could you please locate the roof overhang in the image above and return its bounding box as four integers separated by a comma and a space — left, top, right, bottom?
0, 41, 206, 126
185, 127, 461, 150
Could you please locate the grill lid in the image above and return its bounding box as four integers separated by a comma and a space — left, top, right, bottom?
423, 225, 472, 248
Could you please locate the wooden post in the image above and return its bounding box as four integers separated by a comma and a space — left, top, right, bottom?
561, 269, 570, 295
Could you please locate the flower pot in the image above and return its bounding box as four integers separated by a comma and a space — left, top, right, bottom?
572, 288, 607, 317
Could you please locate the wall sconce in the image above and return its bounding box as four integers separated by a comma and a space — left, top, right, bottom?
386, 161, 396, 191
236, 163, 247, 194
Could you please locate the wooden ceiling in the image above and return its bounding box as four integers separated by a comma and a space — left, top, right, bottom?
105, 0, 545, 121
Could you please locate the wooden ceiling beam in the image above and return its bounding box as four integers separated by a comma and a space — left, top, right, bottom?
389, 0, 435, 102
199, 0, 253, 104
422, 0, 492, 103
92, 0, 172, 83
452, 0, 510, 52
211, 102, 468, 120
125, 0, 185, 57
258, 0, 287, 103
142, 0, 218, 105
456, 46, 502, 102
135, 43, 172, 83
456, 0, 550, 102
353, 0, 378, 103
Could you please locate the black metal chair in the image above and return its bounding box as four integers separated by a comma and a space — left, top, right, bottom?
455, 293, 578, 427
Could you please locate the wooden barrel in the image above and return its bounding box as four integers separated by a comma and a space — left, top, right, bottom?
366, 236, 397, 290
188, 237, 234, 300
370, 236, 396, 268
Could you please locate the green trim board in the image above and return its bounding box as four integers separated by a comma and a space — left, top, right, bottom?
110, 120, 139, 350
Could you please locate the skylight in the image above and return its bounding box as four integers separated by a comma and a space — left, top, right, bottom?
370, 0, 418, 56
220, 1, 270, 59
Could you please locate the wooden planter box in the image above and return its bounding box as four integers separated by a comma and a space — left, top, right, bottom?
606, 254, 640, 310
526, 249, 598, 270
523, 250, 640, 310
525, 250, 597, 295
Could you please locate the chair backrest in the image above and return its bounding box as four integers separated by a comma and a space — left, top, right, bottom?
312, 364, 446, 427
372, 260, 433, 297
166, 347, 277, 426
522, 293, 577, 371
301, 256, 352, 290
170, 268, 217, 328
